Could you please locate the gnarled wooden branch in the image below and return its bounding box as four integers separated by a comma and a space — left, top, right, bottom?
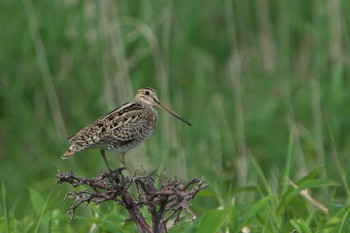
56, 168, 207, 233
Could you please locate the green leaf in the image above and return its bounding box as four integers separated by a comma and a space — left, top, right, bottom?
29, 187, 53, 233
250, 156, 270, 195
323, 216, 341, 233
338, 205, 350, 233
282, 178, 339, 206
283, 132, 294, 193
242, 196, 272, 223
290, 219, 312, 233
197, 209, 229, 233
297, 178, 339, 190
29, 188, 45, 216
328, 203, 345, 216
2, 182, 10, 233
297, 166, 324, 184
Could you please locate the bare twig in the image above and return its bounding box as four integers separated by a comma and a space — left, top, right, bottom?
56, 168, 207, 233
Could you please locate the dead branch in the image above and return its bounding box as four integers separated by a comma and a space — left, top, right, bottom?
56, 168, 207, 233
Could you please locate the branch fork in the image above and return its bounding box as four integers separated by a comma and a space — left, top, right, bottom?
56, 168, 207, 233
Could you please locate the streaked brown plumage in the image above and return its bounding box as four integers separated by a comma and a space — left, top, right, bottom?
62, 87, 191, 171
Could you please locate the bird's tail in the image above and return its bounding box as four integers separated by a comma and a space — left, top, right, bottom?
61, 145, 81, 159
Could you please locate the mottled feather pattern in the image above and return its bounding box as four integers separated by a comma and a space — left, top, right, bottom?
64, 101, 158, 157
62, 87, 190, 160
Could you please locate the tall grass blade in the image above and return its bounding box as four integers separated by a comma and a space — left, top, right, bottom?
250, 155, 270, 195
327, 123, 350, 200
21, 0, 67, 138
1, 182, 10, 233
283, 132, 294, 193
338, 206, 350, 233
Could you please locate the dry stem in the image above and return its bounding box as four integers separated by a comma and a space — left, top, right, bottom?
56, 168, 207, 233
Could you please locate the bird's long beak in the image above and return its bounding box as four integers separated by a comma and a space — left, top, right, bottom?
156, 101, 192, 126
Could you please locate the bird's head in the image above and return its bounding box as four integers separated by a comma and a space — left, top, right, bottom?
135, 87, 192, 126
135, 87, 159, 106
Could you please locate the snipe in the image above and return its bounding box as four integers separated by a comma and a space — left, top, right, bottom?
62, 87, 191, 171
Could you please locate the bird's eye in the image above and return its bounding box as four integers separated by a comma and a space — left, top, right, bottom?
145, 91, 150, 95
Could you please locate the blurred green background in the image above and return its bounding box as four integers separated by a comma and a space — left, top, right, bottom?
1, 0, 350, 232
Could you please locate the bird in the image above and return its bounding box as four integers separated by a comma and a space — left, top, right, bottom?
61, 87, 191, 172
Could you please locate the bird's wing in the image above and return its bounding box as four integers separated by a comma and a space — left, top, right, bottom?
67, 102, 147, 146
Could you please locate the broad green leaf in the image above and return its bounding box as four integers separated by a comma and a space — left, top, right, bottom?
29, 188, 45, 216
243, 196, 272, 222
197, 209, 229, 233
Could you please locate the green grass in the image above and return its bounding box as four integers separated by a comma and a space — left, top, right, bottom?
1, 0, 350, 232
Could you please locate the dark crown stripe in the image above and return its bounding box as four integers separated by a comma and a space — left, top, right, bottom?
142, 87, 156, 92
142, 87, 154, 90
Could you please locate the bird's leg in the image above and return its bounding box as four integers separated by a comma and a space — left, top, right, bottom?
100, 150, 113, 172
120, 153, 132, 174
99, 150, 120, 188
